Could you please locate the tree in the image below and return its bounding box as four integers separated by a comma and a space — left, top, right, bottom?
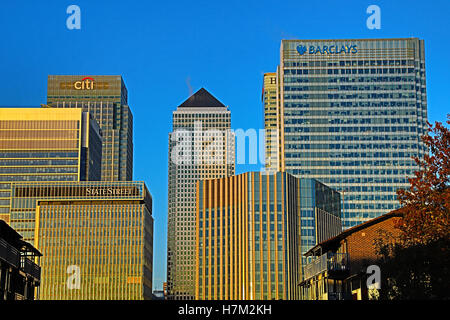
373, 115, 450, 299
396, 114, 450, 245
375, 236, 450, 300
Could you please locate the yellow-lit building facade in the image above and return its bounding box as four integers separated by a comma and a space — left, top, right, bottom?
262, 72, 281, 173
10, 181, 154, 300
0, 108, 102, 240
195, 172, 342, 300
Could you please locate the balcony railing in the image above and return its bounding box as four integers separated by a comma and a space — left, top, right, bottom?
0, 238, 20, 268
303, 252, 349, 281
21, 257, 41, 281
0, 239, 41, 281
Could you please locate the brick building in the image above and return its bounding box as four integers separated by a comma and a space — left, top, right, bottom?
299, 209, 403, 300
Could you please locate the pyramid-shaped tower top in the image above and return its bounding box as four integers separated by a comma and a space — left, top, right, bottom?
178, 88, 226, 108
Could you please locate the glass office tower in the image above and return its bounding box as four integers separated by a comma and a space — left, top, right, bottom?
0, 108, 102, 238
167, 88, 235, 300
265, 38, 428, 228
195, 172, 341, 300
10, 181, 153, 300
47, 75, 133, 181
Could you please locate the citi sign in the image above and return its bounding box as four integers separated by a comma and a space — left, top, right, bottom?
59, 77, 109, 90
296, 44, 358, 56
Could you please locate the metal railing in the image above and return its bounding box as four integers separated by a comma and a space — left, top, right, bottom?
303, 252, 349, 281
21, 257, 41, 281
0, 238, 41, 281
0, 238, 20, 268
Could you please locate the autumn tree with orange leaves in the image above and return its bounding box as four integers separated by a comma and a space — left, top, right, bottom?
373, 115, 450, 300
395, 114, 450, 244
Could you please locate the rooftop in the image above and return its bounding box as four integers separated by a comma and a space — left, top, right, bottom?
304, 209, 403, 256
178, 88, 226, 108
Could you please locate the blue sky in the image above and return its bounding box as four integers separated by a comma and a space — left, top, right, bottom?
0, 0, 449, 290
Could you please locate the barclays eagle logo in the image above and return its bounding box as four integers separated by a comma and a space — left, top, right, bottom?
296, 45, 307, 55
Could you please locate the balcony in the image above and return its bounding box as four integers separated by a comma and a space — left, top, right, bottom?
21, 257, 41, 281
303, 252, 349, 281
0, 239, 41, 281
0, 238, 20, 268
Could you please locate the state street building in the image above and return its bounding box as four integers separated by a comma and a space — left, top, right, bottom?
0, 108, 102, 240
195, 172, 341, 300
13, 181, 153, 300
264, 38, 428, 229
47, 75, 133, 181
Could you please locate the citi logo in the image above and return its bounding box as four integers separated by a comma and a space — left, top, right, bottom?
59, 77, 109, 90
74, 77, 95, 90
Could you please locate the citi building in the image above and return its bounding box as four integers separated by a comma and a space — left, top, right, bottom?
47, 75, 133, 181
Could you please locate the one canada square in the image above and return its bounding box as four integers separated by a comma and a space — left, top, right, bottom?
264, 38, 428, 229
167, 88, 235, 299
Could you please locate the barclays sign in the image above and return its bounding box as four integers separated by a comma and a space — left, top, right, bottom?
296, 44, 358, 56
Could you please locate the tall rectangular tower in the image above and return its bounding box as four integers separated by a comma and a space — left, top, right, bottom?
195, 172, 341, 300
167, 88, 235, 300
265, 38, 428, 229
0, 107, 102, 240
47, 75, 133, 181
262, 72, 280, 172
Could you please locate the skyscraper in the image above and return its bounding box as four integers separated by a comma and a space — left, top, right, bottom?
167, 88, 235, 300
195, 172, 341, 300
0, 107, 102, 239
265, 38, 428, 229
47, 75, 133, 181
1, 79, 155, 301
262, 72, 280, 172
8, 181, 153, 300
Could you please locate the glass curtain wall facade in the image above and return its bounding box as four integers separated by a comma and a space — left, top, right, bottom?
47, 75, 133, 181
265, 38, 428, 228
9, 181, 152, 300
0, 108, 102, 239
195, 172, 341, 300
167, 88, 235, 300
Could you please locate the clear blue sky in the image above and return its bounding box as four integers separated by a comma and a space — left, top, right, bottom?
0, 0, 448, 291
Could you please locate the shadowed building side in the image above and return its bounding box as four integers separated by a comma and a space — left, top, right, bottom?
0, 220, 42, 300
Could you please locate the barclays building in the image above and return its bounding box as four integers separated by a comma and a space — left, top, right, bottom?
263, 38, 428, 229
